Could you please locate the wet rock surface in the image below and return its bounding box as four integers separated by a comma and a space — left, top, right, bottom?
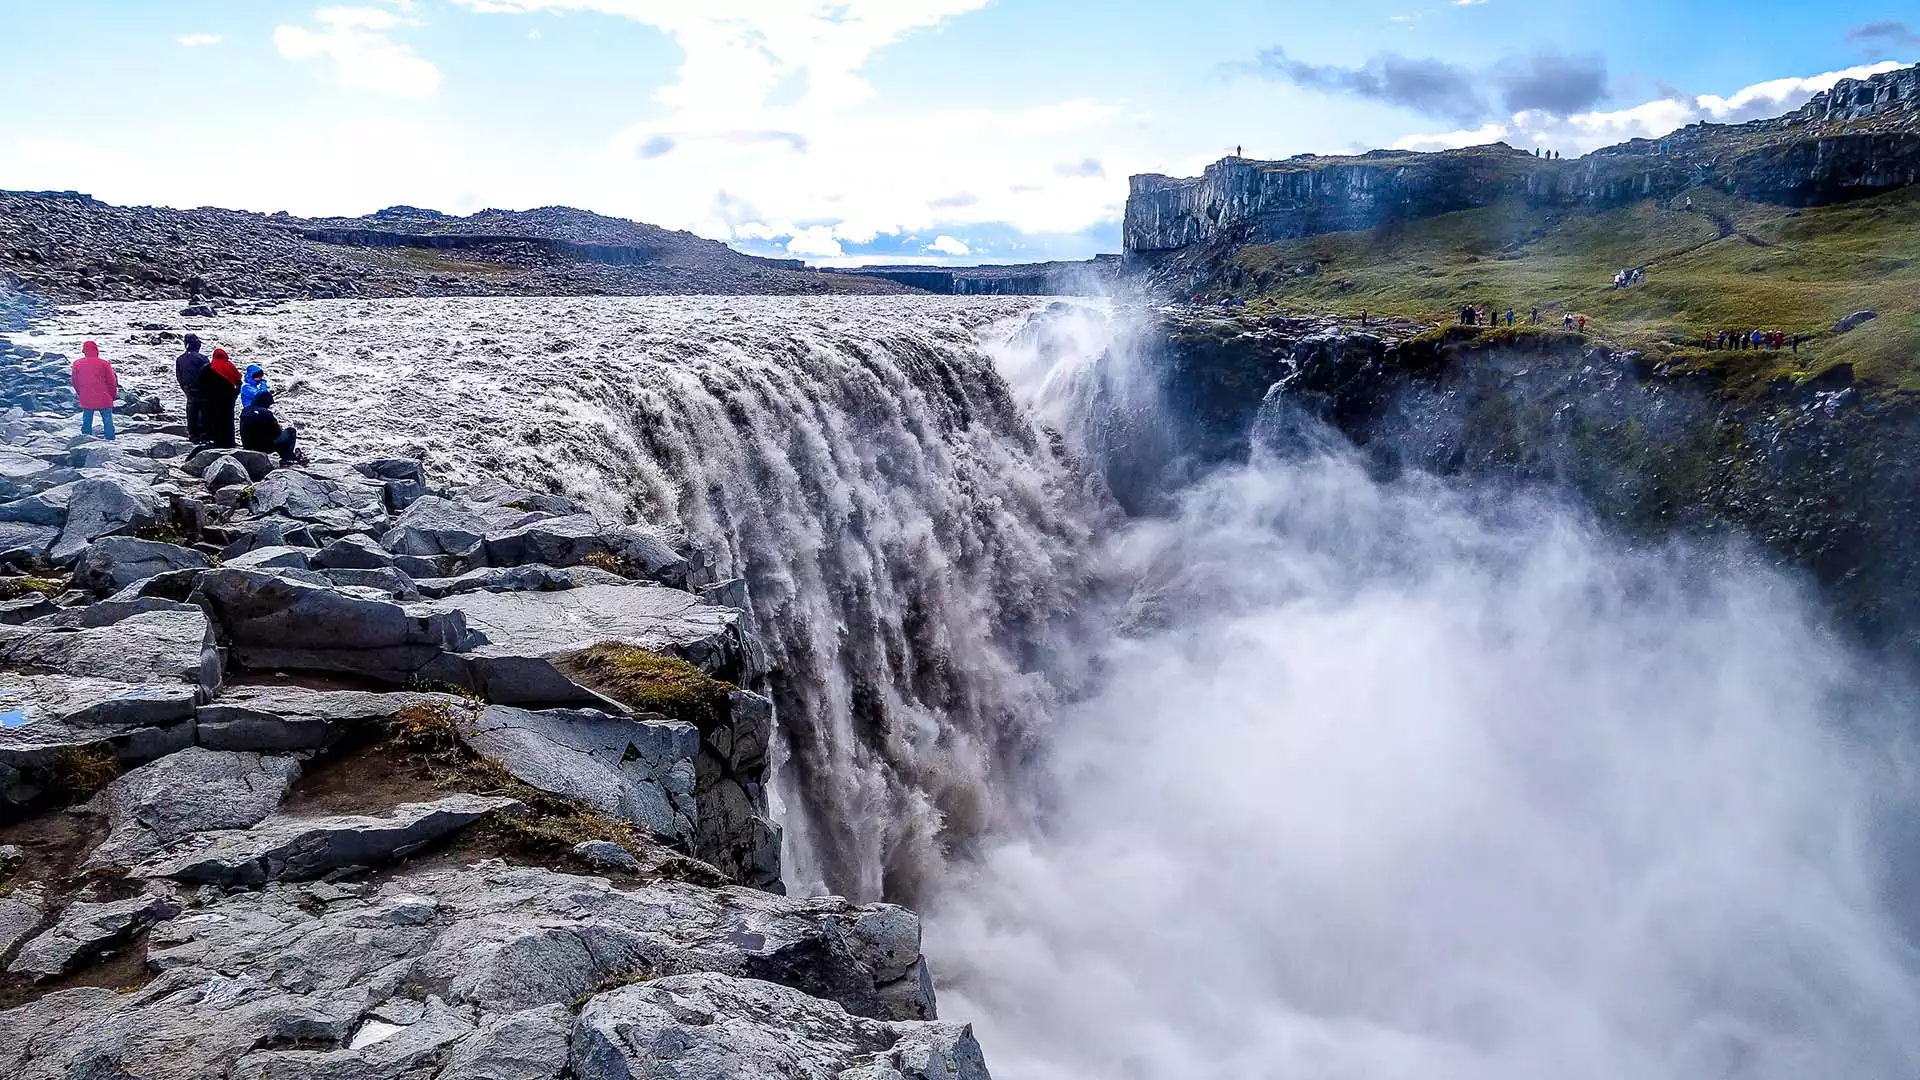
0, 380, 967, 1075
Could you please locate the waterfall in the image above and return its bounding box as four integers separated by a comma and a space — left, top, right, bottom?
39, 295, 1920, 1077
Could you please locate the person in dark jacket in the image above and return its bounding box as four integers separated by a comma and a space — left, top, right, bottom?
240, 387, 303, 465
174, 334, 211, 442
199, 347, 243, 449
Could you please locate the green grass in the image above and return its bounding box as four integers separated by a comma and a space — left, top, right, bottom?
1226, 185, 1920, 397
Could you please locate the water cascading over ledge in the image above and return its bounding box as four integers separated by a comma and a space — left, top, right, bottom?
42, 295, 1117, 903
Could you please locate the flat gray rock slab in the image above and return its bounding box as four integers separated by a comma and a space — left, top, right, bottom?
418, 585, 746, 704
137, 793, 518, 887
194, 567, 467, 683
0, 607, 219, 691
465, 705, 698, 844
571, 973, 989, 1080
223, 544, 314, 571
8, 892, 182, 979
413, 563, 631, 600
196, 686, 473, 752
86, 746, 302, 869
72, 536, 210, 593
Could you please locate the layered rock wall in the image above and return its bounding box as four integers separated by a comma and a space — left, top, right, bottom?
1126, 64, 1920, 255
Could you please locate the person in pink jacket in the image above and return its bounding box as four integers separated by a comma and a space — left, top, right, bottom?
70, 340, 119, 440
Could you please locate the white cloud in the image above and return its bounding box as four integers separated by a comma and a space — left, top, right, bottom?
927, 235, 971, 256
1453, 0, 1487, 6
1393, 60, 1908, 156
176, 33, 223, 48
784, 226, 845, 258
444, 0, 1137, 246
274, 6, 444, 98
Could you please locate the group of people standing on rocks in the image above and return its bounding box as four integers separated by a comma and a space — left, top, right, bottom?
1711, 329, 1799, 353
174, 334, 305, 463
65, 334, 305, 464
1612, 267, 1646, 288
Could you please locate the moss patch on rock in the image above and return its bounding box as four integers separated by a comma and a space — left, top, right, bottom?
559, 644, 733, 730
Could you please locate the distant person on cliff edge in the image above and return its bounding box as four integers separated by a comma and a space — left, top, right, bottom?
174, 334, 210, 443
241, 386, 305, 466
71, 340, 118, 440
199, 347, 243, 449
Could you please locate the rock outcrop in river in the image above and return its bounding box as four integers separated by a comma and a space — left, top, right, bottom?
0, 339, 986, 1076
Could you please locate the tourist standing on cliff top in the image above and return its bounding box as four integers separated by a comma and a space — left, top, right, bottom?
70, 340, 117, 441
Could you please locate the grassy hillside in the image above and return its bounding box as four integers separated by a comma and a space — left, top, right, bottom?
1221, 185, 1920, 397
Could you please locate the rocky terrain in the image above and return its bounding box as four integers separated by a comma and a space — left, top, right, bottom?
0, 336, 989, 1077
0, 195, 911, 303
1126, 63, 1920, 264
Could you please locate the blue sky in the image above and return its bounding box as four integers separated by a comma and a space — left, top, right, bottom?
0, 1, 1912, 266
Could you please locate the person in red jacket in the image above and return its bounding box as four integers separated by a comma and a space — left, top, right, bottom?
70, 340, 119, 440
202, 346, 244, 448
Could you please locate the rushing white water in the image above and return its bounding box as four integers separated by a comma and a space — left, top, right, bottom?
35, 295, 1109, 902
31, 295, 1920, 1078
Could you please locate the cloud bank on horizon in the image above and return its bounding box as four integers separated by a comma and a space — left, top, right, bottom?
0, 2, 1912, 266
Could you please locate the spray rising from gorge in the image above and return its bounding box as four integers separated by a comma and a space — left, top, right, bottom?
34, 295, 1920, 1078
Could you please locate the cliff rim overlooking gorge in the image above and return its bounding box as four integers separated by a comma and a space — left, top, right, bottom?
1124, 63, 1920, 256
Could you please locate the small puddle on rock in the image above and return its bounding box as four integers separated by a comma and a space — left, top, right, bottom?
0, 705, 32, 729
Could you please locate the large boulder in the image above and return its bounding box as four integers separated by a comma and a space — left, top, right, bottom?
193, 567, 468, 682
85, 746, 302, 868
417, 585, 755, 704
482, 514, 688, 585
203, 454, 251, 492
137, 793, 518, 887
72, 535, 210, 593
220, 516, 320, 558
0, 606, 220, 691
464, 705, 699, 845
243, 468, 387, 534
355, 458, 429, 511
224, 544, 314, 572
380, 496, 497, 560
196, 686, 471, 752
571, 973, 987, 1080
0, 482, 74, 526
310, 532, 394, 570
48, 474, 169, 564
